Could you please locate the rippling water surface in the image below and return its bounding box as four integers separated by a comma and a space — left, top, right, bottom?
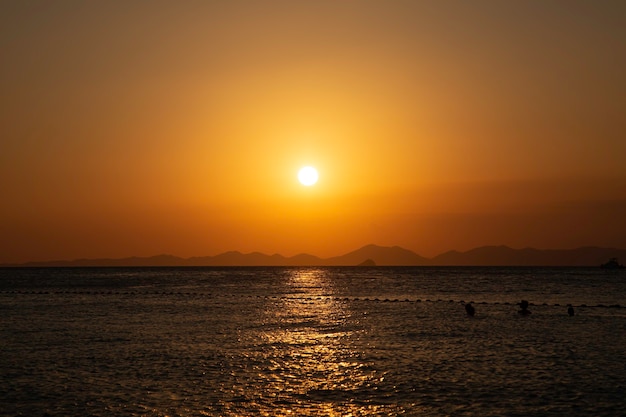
1, 267, 625, 416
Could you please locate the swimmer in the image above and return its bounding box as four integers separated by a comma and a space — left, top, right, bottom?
518, 300, 531, 316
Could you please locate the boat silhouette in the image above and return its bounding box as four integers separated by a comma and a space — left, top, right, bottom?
600, 257, 625, 269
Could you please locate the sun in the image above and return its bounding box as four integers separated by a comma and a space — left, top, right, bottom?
298, 166, 318, 186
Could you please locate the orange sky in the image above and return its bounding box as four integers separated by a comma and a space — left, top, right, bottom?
1, 1, 625, 263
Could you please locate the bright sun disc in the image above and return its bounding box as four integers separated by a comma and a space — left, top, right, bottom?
298, 166, 318, 186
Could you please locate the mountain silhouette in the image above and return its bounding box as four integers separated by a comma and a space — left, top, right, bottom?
431, 245, 626, 266
3, 244, 626, 267
324, 244, 429, 266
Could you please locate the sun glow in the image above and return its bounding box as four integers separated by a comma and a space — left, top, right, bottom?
298, 166, 319, 186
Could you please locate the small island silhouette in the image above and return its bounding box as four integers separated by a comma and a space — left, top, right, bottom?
357, 258, 377, 267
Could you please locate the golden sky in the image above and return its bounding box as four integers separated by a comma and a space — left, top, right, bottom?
1, 1, 625, 263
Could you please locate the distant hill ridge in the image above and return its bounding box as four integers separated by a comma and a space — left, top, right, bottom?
3, 244, 626, 267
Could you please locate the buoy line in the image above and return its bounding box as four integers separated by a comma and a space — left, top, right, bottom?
0, 290, 623, 309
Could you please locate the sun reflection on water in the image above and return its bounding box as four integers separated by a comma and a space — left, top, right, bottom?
245, 268, 399, 416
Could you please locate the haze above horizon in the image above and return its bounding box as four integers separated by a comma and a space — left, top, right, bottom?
1, 1, 625, 264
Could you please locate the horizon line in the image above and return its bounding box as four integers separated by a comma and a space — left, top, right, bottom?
2, 243, 625, 267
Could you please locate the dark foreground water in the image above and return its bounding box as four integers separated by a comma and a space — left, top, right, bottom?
1, 267, 625, 416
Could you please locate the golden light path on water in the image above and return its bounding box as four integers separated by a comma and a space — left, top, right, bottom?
251, 269, 398, 416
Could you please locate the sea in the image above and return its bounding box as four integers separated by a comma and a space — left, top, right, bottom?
1, 266, 625, 416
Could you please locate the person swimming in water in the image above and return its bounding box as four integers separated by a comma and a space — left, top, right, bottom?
518, 300, 531, 315
465, 302, 476, 317
567, 305, 575, 316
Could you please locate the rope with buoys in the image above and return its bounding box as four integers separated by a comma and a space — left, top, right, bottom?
0, 290, 623, 309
